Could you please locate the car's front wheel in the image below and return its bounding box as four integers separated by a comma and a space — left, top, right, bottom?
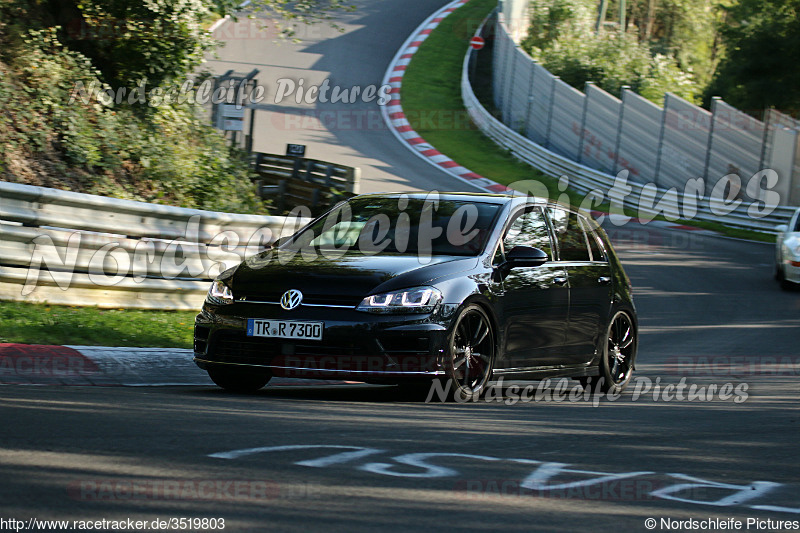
444, 304, 495, 402
207, 366, 271, 393
600, 310, 637, 394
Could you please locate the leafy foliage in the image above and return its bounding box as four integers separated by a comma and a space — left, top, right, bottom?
0, 23, 263, 211
623, 0, 730, 88
0, 0, 270, 212
65, 0, 217, 91
521, 0, 702, 104
705, 0, 800, 113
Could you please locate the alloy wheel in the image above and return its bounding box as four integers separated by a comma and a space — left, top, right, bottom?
448, 305, 495, 401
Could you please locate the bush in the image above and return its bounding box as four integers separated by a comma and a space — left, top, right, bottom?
0, 21, 264, 213
521, 0, 701, 104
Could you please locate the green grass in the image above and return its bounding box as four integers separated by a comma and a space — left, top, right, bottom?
402, 0, 563, 197
400, 0, 776, 244
0, 301, 196, 348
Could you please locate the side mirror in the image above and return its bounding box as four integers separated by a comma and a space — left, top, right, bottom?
271, 235, 292, 248
775, 224, 788, 234
505, 246, 548, 268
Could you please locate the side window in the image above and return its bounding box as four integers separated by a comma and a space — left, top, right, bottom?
581, 218, 607, 262
549, 208, 590, 262
502, 207, 554, 260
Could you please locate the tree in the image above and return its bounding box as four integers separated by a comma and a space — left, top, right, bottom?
706, 0, 800, 113
1, 0, 353, 91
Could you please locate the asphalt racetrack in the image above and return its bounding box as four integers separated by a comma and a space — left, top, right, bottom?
1, 223, 798, 532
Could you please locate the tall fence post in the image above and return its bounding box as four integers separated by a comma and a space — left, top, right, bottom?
504, 46, 518, 125
759, 108, 772, 172
612, 86, 629, 174
496, 18, 512, 116
524, 62, 537, 139
544, 75, 559, 150
653, 93, 670, 187
577, 82, 592, 164
703, 96, 720, 187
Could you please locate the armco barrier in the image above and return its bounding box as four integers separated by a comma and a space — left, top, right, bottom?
0, 181, 311, 310
492, 0, 800, 206
463, 13, 796, 232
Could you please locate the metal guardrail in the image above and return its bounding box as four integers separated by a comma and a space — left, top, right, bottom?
0, 181, 311, 310
462, 15, 795, 234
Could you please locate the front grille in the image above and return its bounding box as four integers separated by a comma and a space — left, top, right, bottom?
210, 330, 380, 364
206, 329, 438, 373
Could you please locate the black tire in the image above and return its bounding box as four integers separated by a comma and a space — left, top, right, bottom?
208, 366, 271, 393
444, 304, 495, 402
587, 310, 637, 394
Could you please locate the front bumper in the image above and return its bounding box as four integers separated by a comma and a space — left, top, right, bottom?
784, 260, 800, 284
193, 301, 453, 383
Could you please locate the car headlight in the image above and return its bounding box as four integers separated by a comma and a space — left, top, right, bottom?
207, 280, 233, 305
356, 286, 442, 314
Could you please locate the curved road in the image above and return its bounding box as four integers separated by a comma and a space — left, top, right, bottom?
207, 0, 485, 193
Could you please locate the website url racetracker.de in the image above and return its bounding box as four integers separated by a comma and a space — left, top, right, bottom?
0, 517, 225, 531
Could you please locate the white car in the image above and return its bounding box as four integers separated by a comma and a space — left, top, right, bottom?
775, 207, 800, 290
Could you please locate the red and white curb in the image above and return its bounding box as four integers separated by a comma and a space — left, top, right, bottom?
0, 344, 352, 387
380, 0, 510, 194
379, 2, 720, 238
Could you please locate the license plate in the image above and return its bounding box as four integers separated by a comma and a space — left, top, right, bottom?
246, 319, 323, 340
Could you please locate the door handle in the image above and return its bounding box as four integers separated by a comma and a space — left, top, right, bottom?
553, 276, 568, 286
598, 276, 612, 285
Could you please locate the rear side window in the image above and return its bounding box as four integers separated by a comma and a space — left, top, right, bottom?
549, 208, 590, 262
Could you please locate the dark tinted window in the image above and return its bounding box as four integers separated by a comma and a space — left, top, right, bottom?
549, 208, 590, 262
582, 219, 607, 262
502, 207, 553, 260
287, 197, 502, 256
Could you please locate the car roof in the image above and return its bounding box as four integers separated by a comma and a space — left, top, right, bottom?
350, 191, 583, 214
351, 191, 514, 204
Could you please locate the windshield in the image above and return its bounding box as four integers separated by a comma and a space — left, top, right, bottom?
284, 197, 503, 257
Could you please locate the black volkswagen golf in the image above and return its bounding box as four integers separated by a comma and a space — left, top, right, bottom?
194, 192, 637, 400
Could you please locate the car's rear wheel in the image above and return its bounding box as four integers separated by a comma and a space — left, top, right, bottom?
445, 304, 495, 402
207, 366, 271, 393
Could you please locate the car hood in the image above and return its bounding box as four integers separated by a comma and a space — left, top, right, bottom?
228, 249, 479, 305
